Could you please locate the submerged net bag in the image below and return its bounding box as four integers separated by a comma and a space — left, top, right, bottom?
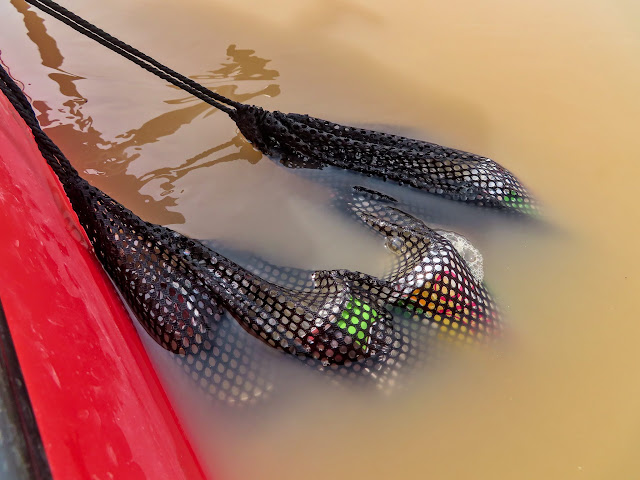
1, 63, 501, 406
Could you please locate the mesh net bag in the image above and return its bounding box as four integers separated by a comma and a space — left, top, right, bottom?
1, 61, 501, 408
71, 171, 500, 404
233, 105, 537, 214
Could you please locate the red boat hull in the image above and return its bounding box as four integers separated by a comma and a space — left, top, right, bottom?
0, 86, 209, 479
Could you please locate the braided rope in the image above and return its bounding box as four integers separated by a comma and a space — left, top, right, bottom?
24, 0, 240, 115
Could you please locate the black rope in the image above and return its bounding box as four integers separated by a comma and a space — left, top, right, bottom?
23, 0, 242, 116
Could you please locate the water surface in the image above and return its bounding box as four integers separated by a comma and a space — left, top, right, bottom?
1, 0, 639, 478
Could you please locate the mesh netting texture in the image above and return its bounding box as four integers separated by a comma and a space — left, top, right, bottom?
64, 170, 501, 406
233, 105, 537, 214
1, 48, 512, 407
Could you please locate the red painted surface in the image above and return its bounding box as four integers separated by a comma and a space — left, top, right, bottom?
0, 92, 209, 479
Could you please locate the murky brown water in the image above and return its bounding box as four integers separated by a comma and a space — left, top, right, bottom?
2, 0, 640, 478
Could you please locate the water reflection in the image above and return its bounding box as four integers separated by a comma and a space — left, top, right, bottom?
189, 44, 280, 83
12, 0, 279, 224
139, 132, 260, 188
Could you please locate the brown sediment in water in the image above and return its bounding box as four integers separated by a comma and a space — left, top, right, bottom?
1, 0, 639, 479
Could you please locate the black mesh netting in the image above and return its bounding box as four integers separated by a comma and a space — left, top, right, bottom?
81, 177, 499, 406
233, 105, 537, 214
1, 58, 504, 407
